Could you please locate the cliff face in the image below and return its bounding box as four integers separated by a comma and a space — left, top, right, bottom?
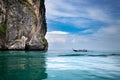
0, 0, 48, 50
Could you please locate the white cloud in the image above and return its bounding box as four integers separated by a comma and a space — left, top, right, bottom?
45, 0, 78, 19
46, 28, 120, 51
80, 29, 94, 33
98, 26, 118, 35
90, 25, 120, 50
46, 31, 69, 44
85, 8, 109, 22
46, 30, 95, 50
45, 0, 110, 22
45, 0, 120, 51
93, 25, 120, 38
45, 0, 113, 30
47, 31, 69, 35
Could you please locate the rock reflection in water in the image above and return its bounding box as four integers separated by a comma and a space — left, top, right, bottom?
0, 51, 47, 80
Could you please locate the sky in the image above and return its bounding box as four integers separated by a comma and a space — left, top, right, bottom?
45, 0, 120, 51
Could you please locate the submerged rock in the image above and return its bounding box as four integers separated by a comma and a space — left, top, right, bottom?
0, 0, 48, 50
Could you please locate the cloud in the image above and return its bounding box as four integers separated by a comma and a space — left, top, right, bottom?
93, 25, 120, 38
46, 30, 95, 50
45, 0, 78, 19
46, 31, 69, 43
46, 29, 120, 50
45, 0, 114, 32
80, 29, 94, 33
45, 0, 110, 22
90, 25, 120, 50
45, 0, 120, 51
47, 31, 69, 35
97, 26, 119, 35
85, 8, 109, 22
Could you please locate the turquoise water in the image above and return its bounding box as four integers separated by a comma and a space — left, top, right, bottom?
0, 50, 120, 80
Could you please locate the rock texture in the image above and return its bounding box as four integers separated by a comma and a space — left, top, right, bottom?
0, 0, 48, 50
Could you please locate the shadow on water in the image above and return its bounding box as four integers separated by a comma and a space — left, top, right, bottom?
0, 51, 47, 80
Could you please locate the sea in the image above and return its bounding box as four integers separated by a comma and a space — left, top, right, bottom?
0, 50, 120, 80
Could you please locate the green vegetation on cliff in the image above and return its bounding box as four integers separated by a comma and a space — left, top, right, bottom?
0, 24, 6, 35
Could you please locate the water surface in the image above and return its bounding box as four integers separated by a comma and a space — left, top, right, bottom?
0, 50, 120, 80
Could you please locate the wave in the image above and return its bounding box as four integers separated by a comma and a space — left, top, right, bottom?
59, 53, 120, 57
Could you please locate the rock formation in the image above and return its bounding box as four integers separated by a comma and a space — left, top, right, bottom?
0, 0, 48, 50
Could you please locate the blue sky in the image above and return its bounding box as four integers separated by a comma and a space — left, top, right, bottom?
45, 0, 120, 51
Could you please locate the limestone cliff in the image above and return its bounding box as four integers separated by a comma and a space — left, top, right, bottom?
0, 0, 48, 50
